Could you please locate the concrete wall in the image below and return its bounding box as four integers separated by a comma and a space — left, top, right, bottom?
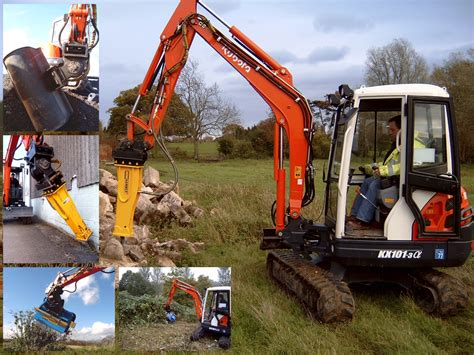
32, 179, 99, 249
30, 135, 99, 250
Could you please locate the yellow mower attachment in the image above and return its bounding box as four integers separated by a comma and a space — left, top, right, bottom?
44, 183, 92, 241
113, 164, 143, 237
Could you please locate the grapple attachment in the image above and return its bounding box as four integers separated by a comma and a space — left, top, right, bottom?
166, 310, 177, 323
34, 302, 76, 334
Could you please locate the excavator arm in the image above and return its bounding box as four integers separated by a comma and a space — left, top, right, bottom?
46, 3, 99, 89
164, 278, 203, 320
113, 0, 315, 240
34, 266, 108, 333
3, 135, 92, 241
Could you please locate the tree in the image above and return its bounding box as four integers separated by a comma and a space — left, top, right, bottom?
119, 270, 155, 296
431, 49, 474, 163
177, 59, 241, 159
365, 38, 429, 86
138, 267, 151, 281
217, 267, 231, 286
150, 268, 164, 295
106, 86, 193, 137
9, 310, 65, 351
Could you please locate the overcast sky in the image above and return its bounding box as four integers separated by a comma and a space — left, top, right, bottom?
2, 0, 473, 128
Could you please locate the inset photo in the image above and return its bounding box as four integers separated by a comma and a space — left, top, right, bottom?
118, 267, 231, 351
3, 3, 99, 132
3, 135, 99, 263
3, 267, 115, 352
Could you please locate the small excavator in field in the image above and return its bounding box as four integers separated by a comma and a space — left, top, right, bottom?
3, 4, 98, 130
111, 0, 473, 322
3, 135, 92, 241
164, 278, 231, 349
34, 267, 112, 333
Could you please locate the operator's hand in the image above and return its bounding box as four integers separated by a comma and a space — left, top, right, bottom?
373, 167, 381, 177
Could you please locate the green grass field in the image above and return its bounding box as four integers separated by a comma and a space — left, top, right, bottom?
144, 157, 474, 354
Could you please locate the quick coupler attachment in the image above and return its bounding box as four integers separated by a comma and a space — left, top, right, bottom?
112, 140, 148, 237
3, 46, 73, 130
43, 183, 92, 241
34, 302, 76, 334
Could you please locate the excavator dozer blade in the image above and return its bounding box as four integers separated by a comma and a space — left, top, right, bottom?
44, 183, 92, 241
113, 164, 143, 237
34, 303, 76, 334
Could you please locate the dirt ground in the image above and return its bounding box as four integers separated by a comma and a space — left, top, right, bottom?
3, 219, 97, 264
120, 321, 222, 352
3, 74, 99, 132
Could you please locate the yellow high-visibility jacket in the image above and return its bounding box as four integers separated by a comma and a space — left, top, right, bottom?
364, 135, 425, 177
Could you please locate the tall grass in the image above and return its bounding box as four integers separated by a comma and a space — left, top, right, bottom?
140, 157, 474, 353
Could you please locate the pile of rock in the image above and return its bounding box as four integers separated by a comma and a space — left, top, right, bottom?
99, 167, 204, 266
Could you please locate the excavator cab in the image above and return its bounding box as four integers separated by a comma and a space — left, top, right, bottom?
34, 301, 76, 334
325, 84, 473, 267
201, 287, 231, 337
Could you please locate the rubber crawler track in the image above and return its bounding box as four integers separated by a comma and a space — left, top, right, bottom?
267, 251, 355, 323
414, 269, 468, 317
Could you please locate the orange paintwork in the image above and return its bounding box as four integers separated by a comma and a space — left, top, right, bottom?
68, 4, 90, 44
165, 278, 203, 320
3, 135, 42, 206
46, 43, 62, 58
127, 0, 313, 230
412, 187, 472, 240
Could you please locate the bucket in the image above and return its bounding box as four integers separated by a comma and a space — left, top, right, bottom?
3, 46, 73, 130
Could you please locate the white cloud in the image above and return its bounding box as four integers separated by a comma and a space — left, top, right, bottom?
70, 321, 115, 341
3, 323, 15, 339
63, 275, 100, 305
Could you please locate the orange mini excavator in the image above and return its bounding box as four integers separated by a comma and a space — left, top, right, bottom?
164, 278, 231, 349
112, 0, 472, 322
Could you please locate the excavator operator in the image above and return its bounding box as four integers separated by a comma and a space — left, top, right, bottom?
348, 115, 402, 229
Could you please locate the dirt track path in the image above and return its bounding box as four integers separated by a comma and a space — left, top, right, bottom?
120, 321, 221, 352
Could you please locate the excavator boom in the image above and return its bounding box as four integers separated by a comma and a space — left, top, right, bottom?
113, 0, 314, 237
34, 267, 107, 333
164, 278, 203, 320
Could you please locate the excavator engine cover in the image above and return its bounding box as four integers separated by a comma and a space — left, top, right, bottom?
3, 46, 73, 130
34, 302, 76, 334
112, 140, 148, 237
44, 183, 92, 241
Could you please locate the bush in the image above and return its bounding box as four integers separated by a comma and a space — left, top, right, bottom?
8, 310, 65, 352
119, 291, 197, 326
312, 129, 331, 159
232, 140, 255, 159
218, 137, 235, 156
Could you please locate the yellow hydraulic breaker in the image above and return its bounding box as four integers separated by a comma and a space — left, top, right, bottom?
113, 164, 143, 237
44, 183, 92, 241
112, 140, 148, 237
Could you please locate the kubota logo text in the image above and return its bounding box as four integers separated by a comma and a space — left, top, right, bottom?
377, 249, 422, 259
222, 45, 251, 73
